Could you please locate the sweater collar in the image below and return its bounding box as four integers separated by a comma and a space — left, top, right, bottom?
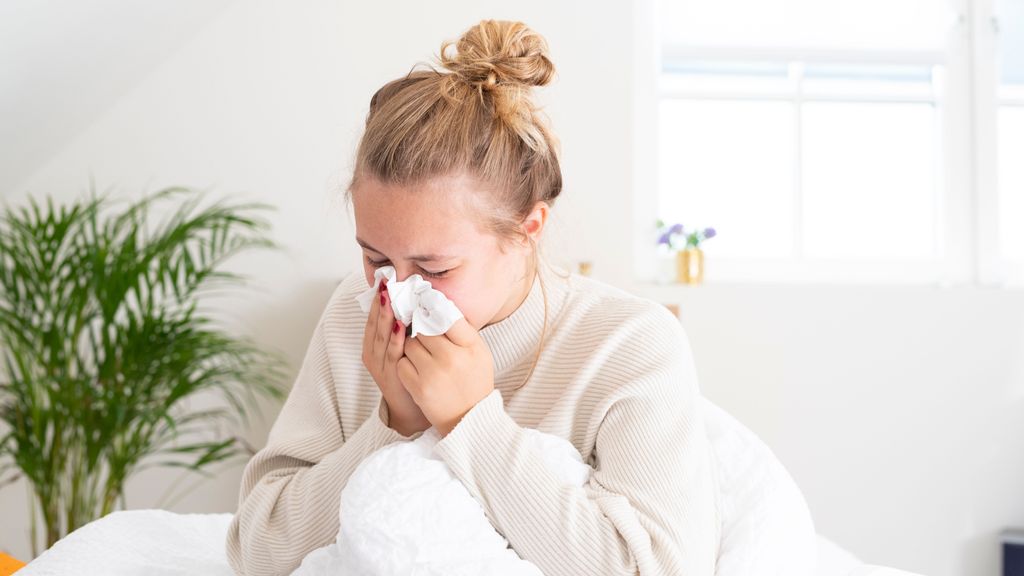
478, 260, 572, 378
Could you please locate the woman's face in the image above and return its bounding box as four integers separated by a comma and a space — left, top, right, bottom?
351, 171, 546, 330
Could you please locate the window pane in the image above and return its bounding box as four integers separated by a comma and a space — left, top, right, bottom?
801, 63, 941, 100
801, 102, 938, 260
660, 0, 958, 53
661, 61, 792, 95
998, 106, 1024, 261
658, 99, 795, 258
997, 0, 1024, 87
998, 0, 1024, 262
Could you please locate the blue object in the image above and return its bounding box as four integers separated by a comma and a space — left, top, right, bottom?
1005, 528, 1024, 576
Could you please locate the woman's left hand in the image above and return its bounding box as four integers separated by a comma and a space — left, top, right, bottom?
397, 317, 495, 437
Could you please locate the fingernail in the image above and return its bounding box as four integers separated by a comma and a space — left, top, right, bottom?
381, 280, 388, 293
380, 293, 386, 306
393, 321, 400, 334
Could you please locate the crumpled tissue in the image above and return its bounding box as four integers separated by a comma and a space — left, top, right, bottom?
354, 265, 464, 338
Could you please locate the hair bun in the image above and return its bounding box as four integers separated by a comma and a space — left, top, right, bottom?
439, 20, 555, 91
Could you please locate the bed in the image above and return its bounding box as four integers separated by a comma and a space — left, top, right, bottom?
9, 509, 918, 575
14, 396, 925, 576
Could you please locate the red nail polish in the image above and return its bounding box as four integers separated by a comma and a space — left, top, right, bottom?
393, 321, 400, 334
381, 280, 388, 293
380, 293, 386, 306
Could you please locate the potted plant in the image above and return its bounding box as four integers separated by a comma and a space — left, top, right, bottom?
0, 186, 287, 557
655, 219, 717, 284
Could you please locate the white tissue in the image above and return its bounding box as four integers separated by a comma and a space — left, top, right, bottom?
354, 265, 464, 338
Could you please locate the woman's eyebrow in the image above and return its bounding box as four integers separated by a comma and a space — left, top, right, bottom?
355, 237, 454, 263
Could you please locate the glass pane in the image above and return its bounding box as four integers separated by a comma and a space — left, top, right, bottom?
660, 0, 958, 53
801, 102, 938, 260
801, 63, 941, 100
998, 0, 1024, 262
998, 106, 1024, 261
661, 61, 792, 95
658, 99, 795, 258
997, 0, 1024, 87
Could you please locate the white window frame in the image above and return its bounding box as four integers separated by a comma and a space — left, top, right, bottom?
632, 0, 1017, 288
976, 0, 1024, 287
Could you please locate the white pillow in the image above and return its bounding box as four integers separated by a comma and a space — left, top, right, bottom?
702, 396, 818, 576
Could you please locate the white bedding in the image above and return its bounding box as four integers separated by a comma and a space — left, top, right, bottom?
291, 425, 590, 575
14, 508, 879, 576
14, 396, 921, 575
290, 393, 823, 575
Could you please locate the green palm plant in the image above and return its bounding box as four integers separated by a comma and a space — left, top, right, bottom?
0, 186, 287, 557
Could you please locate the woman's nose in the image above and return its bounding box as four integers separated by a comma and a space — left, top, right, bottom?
388, 265, 414, 283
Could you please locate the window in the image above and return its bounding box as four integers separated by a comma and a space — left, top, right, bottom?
659, 62, 944, 264
647, 0, 1022, 285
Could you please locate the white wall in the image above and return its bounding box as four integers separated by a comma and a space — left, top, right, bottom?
2, 1, 1022, 575
641, 282, 1024, 576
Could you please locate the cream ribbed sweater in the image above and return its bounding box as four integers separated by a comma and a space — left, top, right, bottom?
225, 263, 720, 575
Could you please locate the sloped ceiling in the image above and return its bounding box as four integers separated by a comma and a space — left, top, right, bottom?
0, 0, 235, 195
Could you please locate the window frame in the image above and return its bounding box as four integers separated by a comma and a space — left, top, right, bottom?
977, 0, 1024, 286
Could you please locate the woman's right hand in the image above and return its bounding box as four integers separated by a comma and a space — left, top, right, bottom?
361, 278, 431, 437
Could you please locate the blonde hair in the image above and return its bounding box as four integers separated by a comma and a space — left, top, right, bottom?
344, 20, 568, 390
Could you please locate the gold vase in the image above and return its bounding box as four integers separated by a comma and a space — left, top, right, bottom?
675, 247, 704, 284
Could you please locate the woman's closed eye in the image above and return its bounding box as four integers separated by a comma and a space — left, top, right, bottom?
365, 256, 450, 279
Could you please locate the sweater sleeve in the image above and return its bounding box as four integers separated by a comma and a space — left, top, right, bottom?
225, 310, 422, 576
432, 313, 720, 576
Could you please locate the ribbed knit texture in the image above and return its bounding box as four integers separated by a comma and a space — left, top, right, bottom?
225, 262, 720, 575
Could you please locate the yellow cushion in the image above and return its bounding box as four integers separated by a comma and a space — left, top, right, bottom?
0, 552, 26, 575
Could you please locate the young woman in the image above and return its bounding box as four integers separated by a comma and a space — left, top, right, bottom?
226, 19, 720, 576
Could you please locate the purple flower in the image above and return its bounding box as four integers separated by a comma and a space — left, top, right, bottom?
654, 220, 714, 249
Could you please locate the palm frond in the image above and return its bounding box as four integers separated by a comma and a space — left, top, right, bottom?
0, 187, 287, 552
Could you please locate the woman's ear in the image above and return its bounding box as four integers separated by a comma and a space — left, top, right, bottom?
520, 201, 549, 244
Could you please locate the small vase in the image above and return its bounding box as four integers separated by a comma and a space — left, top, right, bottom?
676, 247, 704, 284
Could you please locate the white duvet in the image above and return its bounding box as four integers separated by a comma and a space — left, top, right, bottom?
286, 395, 825, 576
289, 425, 592, 576
15, 395, 913, 576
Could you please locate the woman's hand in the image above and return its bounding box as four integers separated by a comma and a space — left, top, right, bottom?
397, 317, 495, 437
361, 279, 431, 437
